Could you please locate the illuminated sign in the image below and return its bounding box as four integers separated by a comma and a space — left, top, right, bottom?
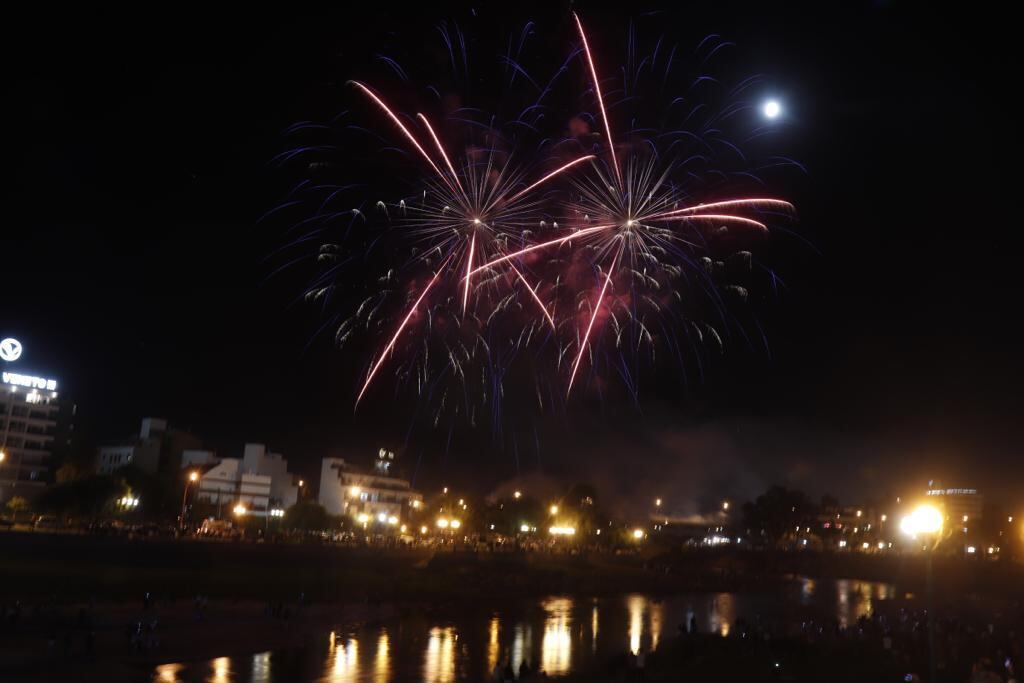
0, 338, 22, 362
2, 372, 57, 391
926, 488, 977, 496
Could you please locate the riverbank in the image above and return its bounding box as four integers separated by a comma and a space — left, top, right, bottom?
3, 532, 1021, 607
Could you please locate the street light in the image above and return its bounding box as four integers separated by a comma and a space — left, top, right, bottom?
654, 498, 662, 508
233, 504, 247, 516
513, 490, 522, 500
899, 504, 943, 537
180, 470, 200, 531
549, 505, 559, 515
632, 528, 645, 540
900, 503, 945, 683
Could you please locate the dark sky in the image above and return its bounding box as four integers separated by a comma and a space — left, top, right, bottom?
5, 3, 1021, 513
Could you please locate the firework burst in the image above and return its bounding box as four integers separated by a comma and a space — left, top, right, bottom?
274, 12, 799, 432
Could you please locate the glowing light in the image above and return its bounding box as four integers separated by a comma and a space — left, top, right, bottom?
762, 99, 781, 119
541, 598, 573, 675
0, 338, 22, 362
189, 471, 199, 482
967, 546, 976, 554
549, 505, 559, 515
654, 498, 662, 507
513, 490, 522, 499
520, 524, 530, 533
450, 519, 461, 529
357, 513, 370, 524
900, 504, 943, 536
377, 512, 387, 523
387, 515, 399, 526
632, 528, 644, 540
436, 518, 449, 529
549, 526, 576, 536
233, 504, 247, 516
722, 501, 730, 511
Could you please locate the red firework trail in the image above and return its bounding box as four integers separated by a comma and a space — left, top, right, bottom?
654, 214, 770, 231
356, 254, 454, 408
573, 12, 622, 189
503, 155, 596, 205
566, 242, 624, 397
509, 262, 556, 330
417, 112, 467, 196
651, 198, 795, 216
467, 224, 616, 277
462, 233, 476, 314
348, 81, 459, 196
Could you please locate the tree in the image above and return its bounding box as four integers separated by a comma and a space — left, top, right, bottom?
742, 486, 818, 547
6, 496, 28, 524
35, 475, 128, 520
283, 501, 333, 531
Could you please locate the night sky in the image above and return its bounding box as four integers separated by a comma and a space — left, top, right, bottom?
5, 3, 1020, 512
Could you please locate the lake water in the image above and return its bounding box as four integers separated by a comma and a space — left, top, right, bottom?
152, 578, 897, 682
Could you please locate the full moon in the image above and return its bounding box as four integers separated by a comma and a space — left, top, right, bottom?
762, 99, 782, 119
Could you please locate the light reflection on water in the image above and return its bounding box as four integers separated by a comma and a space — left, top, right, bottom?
541, 598, 572, 675
153, 578, 892, 682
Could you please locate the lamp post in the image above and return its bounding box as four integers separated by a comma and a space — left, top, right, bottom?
180, 471, 199, 531
900, 504, 945, 683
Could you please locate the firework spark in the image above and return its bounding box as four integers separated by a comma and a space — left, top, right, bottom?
347, 81, 596, 406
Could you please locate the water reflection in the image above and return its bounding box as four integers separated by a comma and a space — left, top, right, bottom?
373, 632, 389, 683
154, 663, 184, 682
424, 627, 456, 683
325, 631, 359, 682
486, 617, 500, 673
649, 600, 663, 650
711, 593, 736, 637
627, 595, 644, 654
541, 598, 572, 675
251, 652, 270, 683
210, 656, 231, 683
152, 578, 896, 682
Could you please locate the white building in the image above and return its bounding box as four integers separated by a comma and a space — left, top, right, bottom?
318, 454, 422, 523
193, 443, 299, 516
1, 339, 75, 502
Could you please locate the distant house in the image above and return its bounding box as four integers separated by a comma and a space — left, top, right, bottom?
97, 417, 201, 475
318, 450, 422, 523
192, 443, 299, 517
